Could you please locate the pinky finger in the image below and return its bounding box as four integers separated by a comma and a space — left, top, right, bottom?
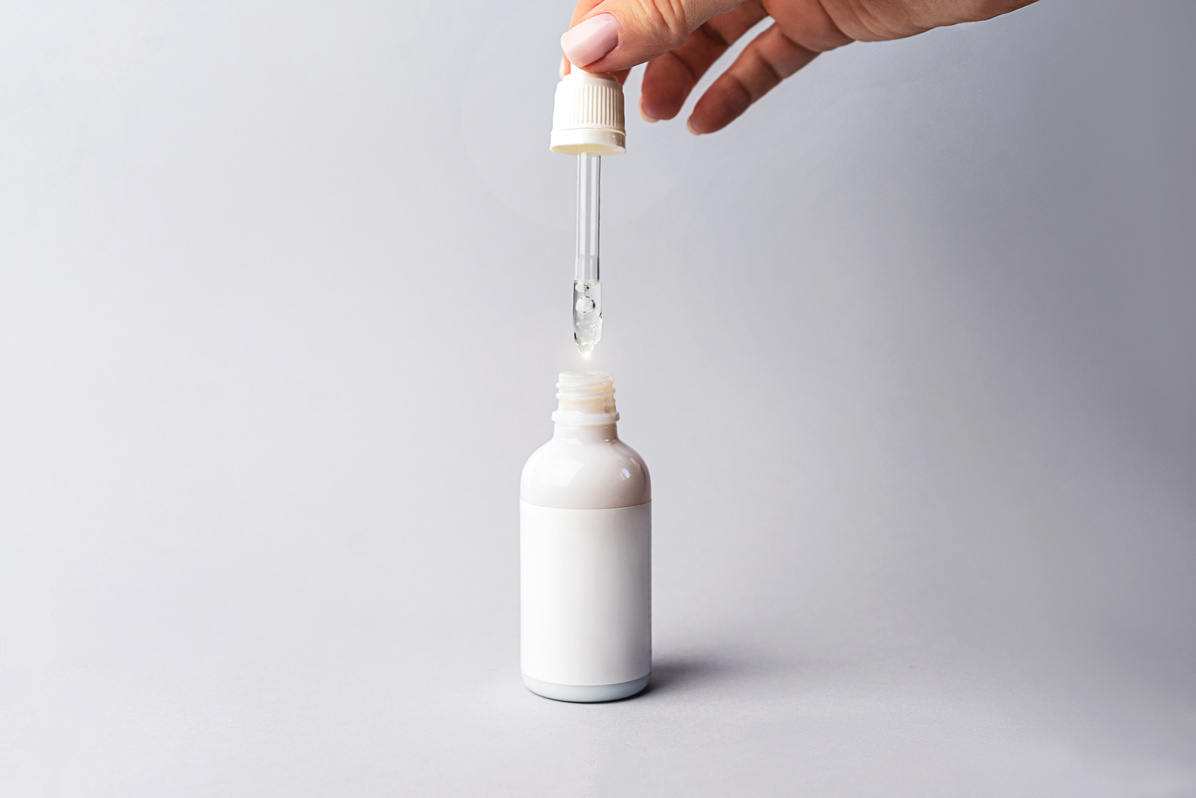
688, 24, 818, 135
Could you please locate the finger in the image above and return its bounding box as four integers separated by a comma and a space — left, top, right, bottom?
568, 0, 605, 28
562, 0, 632, 82
564, 0, 607, 71
639, 2, 767, 122
687, 23, 818, 134
561, 0, 607, 76
562, 0, 744, 74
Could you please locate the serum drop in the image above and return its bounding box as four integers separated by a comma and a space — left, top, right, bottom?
520, 372, 652, 702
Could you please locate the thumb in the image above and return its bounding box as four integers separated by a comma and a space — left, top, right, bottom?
562, 0, 743, 74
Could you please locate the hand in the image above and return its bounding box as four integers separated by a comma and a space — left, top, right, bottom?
560, 0, 1037, 134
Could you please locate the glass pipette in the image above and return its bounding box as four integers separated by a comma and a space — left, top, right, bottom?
573, 152, 602, 355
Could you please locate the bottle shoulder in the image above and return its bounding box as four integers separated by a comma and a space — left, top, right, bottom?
521, 435, 651, 510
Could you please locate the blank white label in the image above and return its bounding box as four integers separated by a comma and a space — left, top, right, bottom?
520, 502, 651, 687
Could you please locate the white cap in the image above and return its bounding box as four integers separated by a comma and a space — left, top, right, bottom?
550, 70, 626, 155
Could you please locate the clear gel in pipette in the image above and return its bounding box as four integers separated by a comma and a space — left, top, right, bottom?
573, 152, 602, 355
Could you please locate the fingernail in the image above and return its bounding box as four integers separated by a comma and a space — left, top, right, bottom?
686, 117, 704, 136
638, 98, 658, 123
561, 14, 620, 67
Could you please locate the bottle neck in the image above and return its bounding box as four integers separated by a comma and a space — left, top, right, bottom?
552, 371, 619, 430
553, 422, 618, 442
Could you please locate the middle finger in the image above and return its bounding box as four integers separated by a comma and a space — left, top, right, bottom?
639, 1, 769, 121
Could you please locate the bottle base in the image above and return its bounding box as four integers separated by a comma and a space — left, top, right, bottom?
522, 672, 650, 703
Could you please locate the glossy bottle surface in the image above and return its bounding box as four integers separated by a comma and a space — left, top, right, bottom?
521, 423, 651, 509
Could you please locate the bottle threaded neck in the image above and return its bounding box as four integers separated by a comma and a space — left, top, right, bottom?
552, 371, 618, 426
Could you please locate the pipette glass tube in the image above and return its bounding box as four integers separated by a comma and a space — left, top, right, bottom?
573, 152, 602, 355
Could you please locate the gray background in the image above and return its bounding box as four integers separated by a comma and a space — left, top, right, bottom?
2, 0, 1194, 794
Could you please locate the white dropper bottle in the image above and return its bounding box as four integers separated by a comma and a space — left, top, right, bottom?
520, 372, 651, 702
550, 69, 626, 355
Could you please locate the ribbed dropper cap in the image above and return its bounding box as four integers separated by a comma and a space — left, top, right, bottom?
550, 70, 626, 155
